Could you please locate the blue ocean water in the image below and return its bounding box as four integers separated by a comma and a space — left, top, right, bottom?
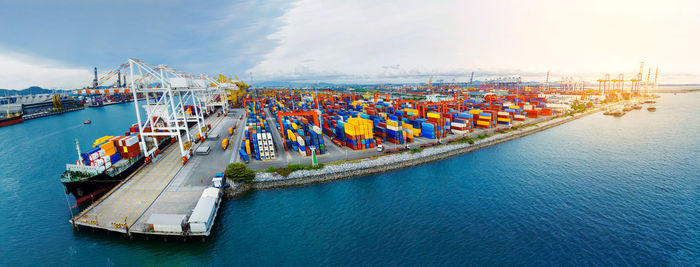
0, 93, 698, 265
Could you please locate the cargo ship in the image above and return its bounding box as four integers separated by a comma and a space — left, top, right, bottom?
1, 101, 24, 127
0, 113, 24, 127
60, 130, 173, 200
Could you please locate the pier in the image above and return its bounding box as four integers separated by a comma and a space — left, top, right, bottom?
72, 109, 243, 238
22, 107, 84, 120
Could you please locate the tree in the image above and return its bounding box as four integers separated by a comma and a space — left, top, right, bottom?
225, 163, 255, 183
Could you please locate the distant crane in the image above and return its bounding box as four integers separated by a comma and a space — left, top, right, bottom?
653, 67, 658, 95
646, 67, 652, 94
469, 72, 474, 85
597, 74, 611, 94
545, 71, 550, 91
636, 61, 645, 94
92, 67, 98, 89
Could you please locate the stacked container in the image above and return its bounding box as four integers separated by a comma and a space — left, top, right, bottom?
476, 111, 494, 129
243, 116, 276, 161
343, 117, 376, 149
497, 111, 512, 125
385, 115, 404, 144
451, 112, 473, 134
423, 112, 447, 139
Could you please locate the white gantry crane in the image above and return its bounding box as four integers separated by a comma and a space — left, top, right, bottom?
126, 58, 210, 163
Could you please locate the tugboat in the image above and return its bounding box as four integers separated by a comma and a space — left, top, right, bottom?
84, 119, 91, 124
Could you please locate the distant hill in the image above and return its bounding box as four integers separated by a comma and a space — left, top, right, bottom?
0, 86, 71, 96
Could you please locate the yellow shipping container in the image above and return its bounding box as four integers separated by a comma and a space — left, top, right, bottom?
498, 117, 510, 122
245, 140, 251, 154
402, 108, 419, 115
387, 120, 399, 127
469, 109, 481, 115
287, 130, 296, 141
477, 120, 490, 126
100, 142, 116, 156
427, 112, 440, 119
479, 116, 491, 120
509, 105, 520, 110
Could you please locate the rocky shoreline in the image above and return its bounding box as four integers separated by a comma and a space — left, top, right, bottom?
226, 107, 602, 198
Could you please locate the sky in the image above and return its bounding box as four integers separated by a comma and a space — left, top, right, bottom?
0, 0, 699, 89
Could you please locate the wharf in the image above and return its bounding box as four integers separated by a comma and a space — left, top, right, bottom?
71, 109, 243, 238
23, 107, 84, 120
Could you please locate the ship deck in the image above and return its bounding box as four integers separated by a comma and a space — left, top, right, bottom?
72, 108, 243, 238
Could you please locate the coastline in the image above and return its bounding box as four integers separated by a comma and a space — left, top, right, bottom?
227, 104, 605, 197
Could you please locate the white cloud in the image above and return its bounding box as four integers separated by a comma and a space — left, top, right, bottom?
249, 0, 700, 83
0, 50, 90, 89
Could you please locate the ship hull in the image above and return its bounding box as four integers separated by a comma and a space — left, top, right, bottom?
63, 156, 145, 197
0, 116, 24, 127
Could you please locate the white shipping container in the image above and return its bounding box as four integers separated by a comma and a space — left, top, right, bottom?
188, 188, 220, 234
125, 136, 139, 146
497, 112, 509, 116
98, 150, 106, 157
147, 214, 186, 233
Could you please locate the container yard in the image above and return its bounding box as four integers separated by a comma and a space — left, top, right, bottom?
66, 59, 659, 241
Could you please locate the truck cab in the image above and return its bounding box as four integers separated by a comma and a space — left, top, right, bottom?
212, 172, 228, 188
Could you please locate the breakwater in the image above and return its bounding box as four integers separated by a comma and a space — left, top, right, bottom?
231, 106, 602, 195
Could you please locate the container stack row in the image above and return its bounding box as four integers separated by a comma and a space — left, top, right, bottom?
282, 118, 327, 156
240, 116, 276, 161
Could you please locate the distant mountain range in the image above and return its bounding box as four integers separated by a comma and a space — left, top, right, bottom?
0, 86, 71, 96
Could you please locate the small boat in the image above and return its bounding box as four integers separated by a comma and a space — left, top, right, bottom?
632, 103, 642, 110
611, 109, 625, 117
622, 105, 633, 112
647, 106, 656, 112
84, 119, 91, 124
